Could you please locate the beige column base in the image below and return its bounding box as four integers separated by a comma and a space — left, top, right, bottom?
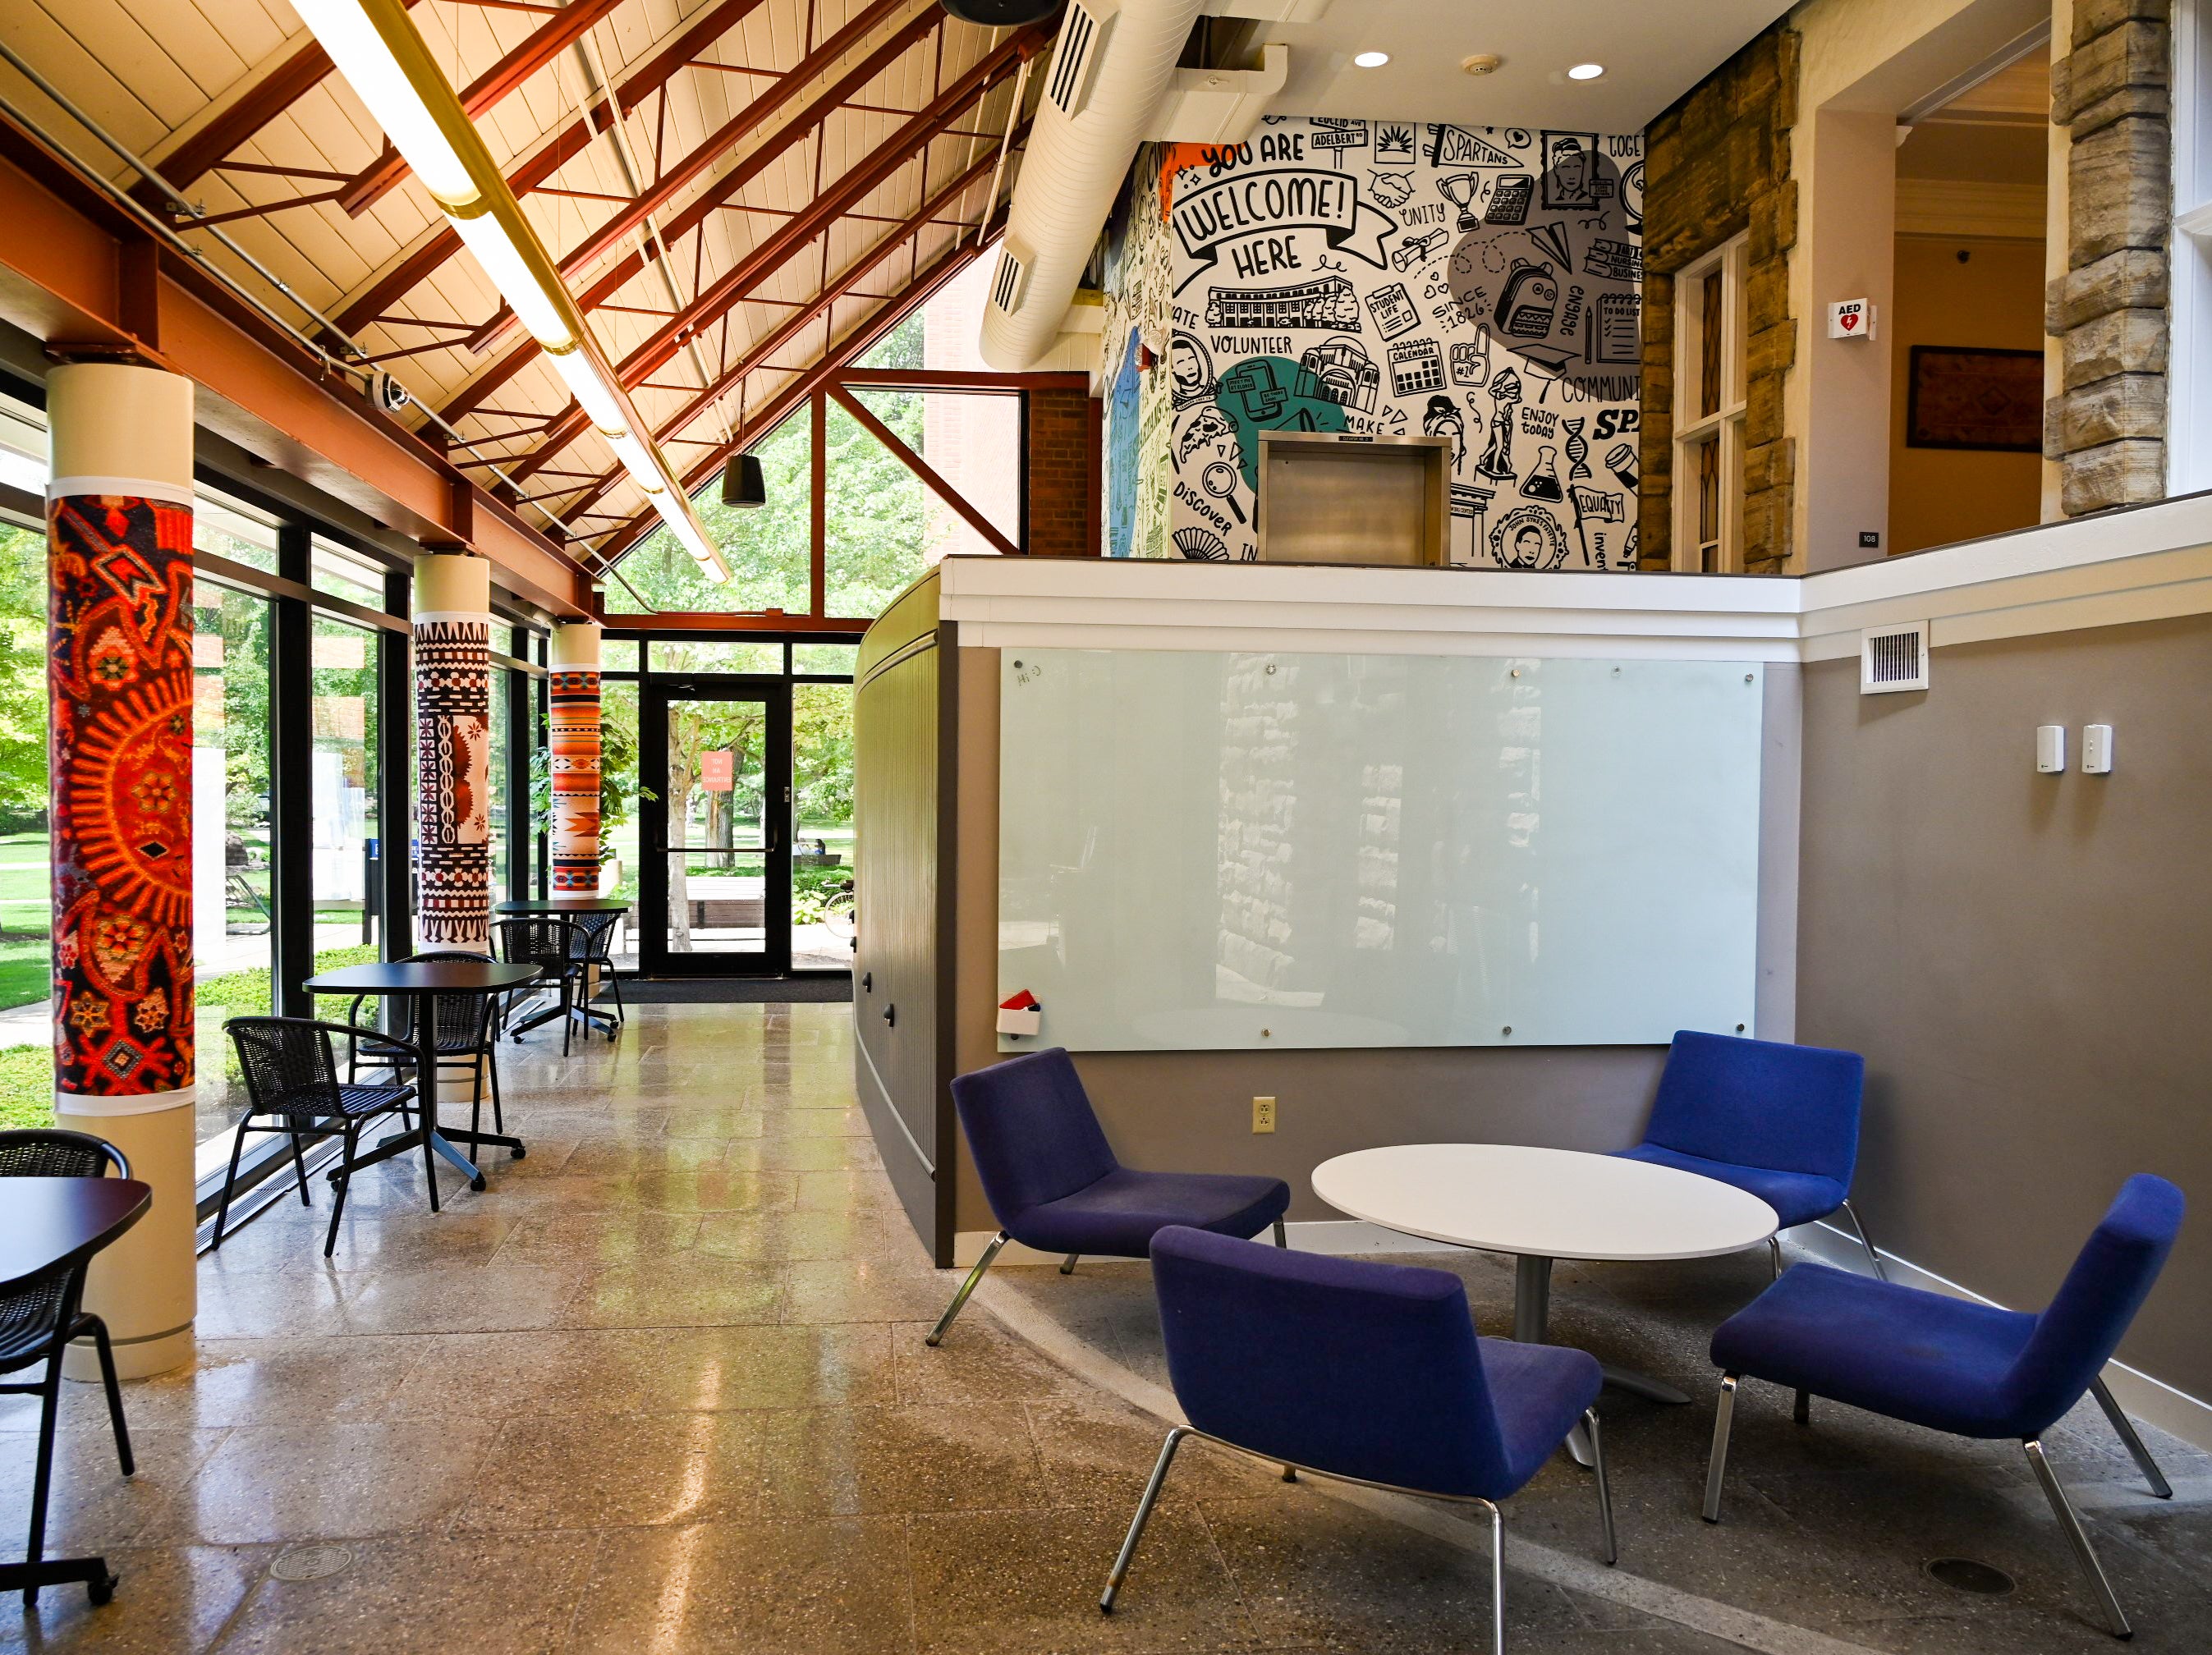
54, 1094, 197, 1381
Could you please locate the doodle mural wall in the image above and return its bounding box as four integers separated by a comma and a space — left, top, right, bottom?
1102, 117, 1645, 570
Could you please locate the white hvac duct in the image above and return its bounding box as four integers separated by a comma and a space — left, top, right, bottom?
978, 0, 1210, 370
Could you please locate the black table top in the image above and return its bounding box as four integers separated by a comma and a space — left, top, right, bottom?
494, 899, 631, 915
0, 1178, 150, 1295
303, 959, 541, 996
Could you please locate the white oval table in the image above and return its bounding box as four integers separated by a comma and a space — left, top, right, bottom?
1311, 1144, 1778, 1411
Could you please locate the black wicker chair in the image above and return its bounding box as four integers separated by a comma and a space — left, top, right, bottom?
0, 1130, 134, 1608
343, 951, 507, 1140
492, 916, 590, 1055
216, 1018, 419, 1256
566, 911, 626, 1033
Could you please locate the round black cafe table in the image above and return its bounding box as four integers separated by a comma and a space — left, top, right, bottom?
301, 958, 539, 1196
1, 1175, 149, 1605
493, 899, 631, 914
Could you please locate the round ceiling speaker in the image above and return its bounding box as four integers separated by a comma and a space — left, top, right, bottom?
939, 0, 1063, 25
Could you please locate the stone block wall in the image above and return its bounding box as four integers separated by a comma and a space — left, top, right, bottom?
2049, 0, 2173, 513
1638, 23, 1800, 573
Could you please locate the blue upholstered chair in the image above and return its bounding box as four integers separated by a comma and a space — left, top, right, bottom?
1102, 1228, 1615, 1651
928, 1048, 1291, 1346
1616, 1030, 1883, 1279
1704, 1174, 2183, 1639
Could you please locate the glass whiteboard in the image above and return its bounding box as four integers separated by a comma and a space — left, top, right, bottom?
998, 649, 1765, 1052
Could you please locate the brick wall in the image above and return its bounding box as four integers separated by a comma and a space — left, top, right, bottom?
2048, 0, 2173, 513
1025, 382, 1101, 557
1638, 23, 1800, 574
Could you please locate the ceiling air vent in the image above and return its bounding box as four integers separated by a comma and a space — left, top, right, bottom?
1861, 621, 1930, 694
1044, 0, 1117, 120
990, 241, 1032, 315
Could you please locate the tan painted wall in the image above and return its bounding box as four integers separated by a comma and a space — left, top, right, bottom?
1797, 616, 2212, 1397
1888, 236, 2048, 554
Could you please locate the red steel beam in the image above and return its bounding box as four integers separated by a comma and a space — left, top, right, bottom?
830, 381, 1017, 554
539, 129, 1022, 516
0, 117, 593, 617
462, 0, 931, 359
330, 0, 775, 336
617, 32, 1035, 389
554, 0, 919, 287
340, 0, 631, 216
584, 226, 993, 571
135, 0, 430, 209
502, 62, 1012, 491
458, 19, 1019, 450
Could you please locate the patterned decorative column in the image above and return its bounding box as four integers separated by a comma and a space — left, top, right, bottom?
46, 360, 199, 1379
548, 621, 603, 894
413, 554, 493, 954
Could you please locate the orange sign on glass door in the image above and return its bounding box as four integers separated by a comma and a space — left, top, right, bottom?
700, 750, 733, 791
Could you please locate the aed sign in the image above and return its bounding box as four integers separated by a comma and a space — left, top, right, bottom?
1828, 298, 1875, 340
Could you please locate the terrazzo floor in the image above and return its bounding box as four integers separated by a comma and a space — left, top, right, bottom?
3, 1000, 2208, 1653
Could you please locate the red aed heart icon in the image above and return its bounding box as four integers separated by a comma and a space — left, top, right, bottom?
1840, 312, 1858, 331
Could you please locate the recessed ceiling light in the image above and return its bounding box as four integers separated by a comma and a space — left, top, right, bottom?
1567, 62, 1606, 80
1353, 51, 1390, 69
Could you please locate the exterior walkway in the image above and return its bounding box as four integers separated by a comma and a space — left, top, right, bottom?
2, 1002, 2207, 1653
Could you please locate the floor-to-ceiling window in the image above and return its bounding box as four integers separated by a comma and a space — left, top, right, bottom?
309, 612, 382, 981
0, 511, 53, 1130
189, 567, 277, 1157
601, 637, 855, 977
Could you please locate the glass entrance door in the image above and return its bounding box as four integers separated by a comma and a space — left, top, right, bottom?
639, 676, 792, 976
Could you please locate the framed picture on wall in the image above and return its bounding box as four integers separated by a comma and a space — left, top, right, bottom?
1904, 346, 2044, 452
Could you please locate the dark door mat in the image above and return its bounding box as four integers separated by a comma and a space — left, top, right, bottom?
618, 976, 852, 1004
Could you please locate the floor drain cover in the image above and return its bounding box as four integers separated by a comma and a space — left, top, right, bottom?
270, 1544, 353, 1584
1926, 1557, 2014, 1596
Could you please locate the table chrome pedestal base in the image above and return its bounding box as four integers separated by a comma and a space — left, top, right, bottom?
1511, 1254, 1691, 1466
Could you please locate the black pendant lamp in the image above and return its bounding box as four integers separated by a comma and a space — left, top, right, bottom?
939, 0, 1062, 23
720, 379, 767, 508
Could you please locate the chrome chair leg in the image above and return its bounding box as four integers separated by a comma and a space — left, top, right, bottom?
1059, 1254, 1080, 1276
1767, 1236, 1783, 1280
1703, 1373, 1738, 1522
925, 1231, 1006, 1346
1101, 1426, 1186, 1613
1838, 1199, 1887, 1281
2023, 1437, 2132, 1638
1273, 1217, 1287, 1249
1481, 1497, 1504, 1655
1583, 1408, 1618, 1565
2088, 1377, 2172, 1499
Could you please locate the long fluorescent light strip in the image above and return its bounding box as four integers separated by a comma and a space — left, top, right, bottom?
296, 0, 726, 580
549, 348, 626, 434
450, 210, 573, 351
289, 0, 477, 204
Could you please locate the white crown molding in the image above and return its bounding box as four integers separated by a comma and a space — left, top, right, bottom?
938, 491, 2212, 658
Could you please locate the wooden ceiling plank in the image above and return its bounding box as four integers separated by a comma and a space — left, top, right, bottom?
136, 0, 429, 206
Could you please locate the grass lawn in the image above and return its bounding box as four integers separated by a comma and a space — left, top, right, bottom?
0, 943, 380, 1133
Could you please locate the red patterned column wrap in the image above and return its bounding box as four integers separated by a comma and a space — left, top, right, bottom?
48, 493, 196, 1102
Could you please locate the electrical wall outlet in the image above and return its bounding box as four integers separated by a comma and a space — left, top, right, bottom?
1251, 1096, 1277, 1134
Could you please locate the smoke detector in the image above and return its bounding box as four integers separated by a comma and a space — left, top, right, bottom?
1461, 53, 1503, 76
